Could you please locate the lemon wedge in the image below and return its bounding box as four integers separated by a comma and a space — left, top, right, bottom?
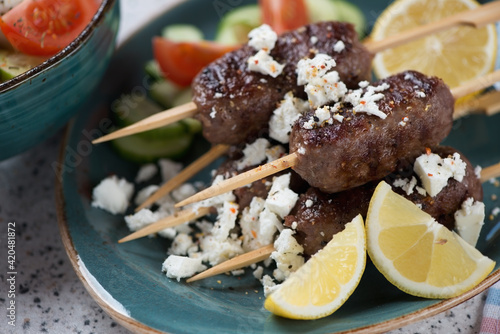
371, 0, 497, 94
366, 181, 495, 299
264, 215, 366, 319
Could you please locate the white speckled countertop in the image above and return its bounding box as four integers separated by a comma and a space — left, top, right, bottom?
0, 0, 491, 333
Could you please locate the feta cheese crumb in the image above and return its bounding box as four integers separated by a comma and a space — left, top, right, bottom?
158, 159, 183, 183
261, 274, 280, 296
310, 36, 318, 44
269, 92, 309, 144
248, 24, 278, 52
305, 199, 313, 208
236, 138, 270, 170
214, 92, 223, 98
253, 266, 264, 280
212, 201, 239, 241
124, 209, 159, 232
344, 83, 390, 119
454, 198, 485, 247
271, 229, 305, 281
297, 147, 306, 155
247, 50, 285, 78
210, 107, 217, 118
414, 152, 467, 197
265, 174, 299, 219
92, 176, 134, 215
135, 164, 158, 183
333, 40, 345, 53
475, 166, 482, 179
134, 185, 160, 207
161, 255, 206, 281
169, 233, 194, 256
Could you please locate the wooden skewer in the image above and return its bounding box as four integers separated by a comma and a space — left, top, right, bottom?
186, 244, 275, 283
135, 144, 229, 212
453, 90, 500, 120
118, 206, 211, 243
91, 3, 500, 145
363, 1, 500, 53
480, 162, 500, 183
175, 71, 500, 208
186, 160, 500, 283
175, 153, 299, 208
92, 101, 197, 144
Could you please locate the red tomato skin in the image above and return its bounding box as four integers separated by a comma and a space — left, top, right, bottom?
153, 37, 237, 87
259, 0, 309, 35
0, 0, 100, 56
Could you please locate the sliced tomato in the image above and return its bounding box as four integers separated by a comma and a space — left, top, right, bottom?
0, 0, 100, 56
153, 37, 238, 87
259, 0, 309, 35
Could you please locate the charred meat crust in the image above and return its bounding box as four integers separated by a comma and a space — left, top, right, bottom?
192, 22, 373, 146
289, 70, 455, 193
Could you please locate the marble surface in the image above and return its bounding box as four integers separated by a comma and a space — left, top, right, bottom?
0, 0, 491, 333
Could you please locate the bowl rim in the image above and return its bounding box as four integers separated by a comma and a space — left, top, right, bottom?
0, 0, 117, 93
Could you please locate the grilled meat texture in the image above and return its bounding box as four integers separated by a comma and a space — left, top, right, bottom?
285, 146, 482, 256
192, 21, 372, 146
289, 70, 455, 193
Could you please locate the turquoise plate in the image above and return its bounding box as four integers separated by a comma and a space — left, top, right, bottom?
55, 0, 500, 333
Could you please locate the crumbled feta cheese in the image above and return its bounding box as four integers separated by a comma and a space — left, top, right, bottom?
305, 199, 313, 208
253, 266, 264, 280
333, 40, 345, 53
92, 176, 134, 215
392, 176, 422, 196
210, 107, 217, 118
192, 175, 236, 211
265, 174, 299, 219
310, 36, 318, 44
303, 69, 347, 108
171, 183, 197, 202
212, 201, 239, 241
258, 208, 282, 245
162, 255, 206, 281
231, 269, 245, 276
297, 147, 306, 155
296, 53, 336, 85
248, 24, 278, 52
269, 92, 309, 144
416, 91, 426, 98
332, 113, 344, 123
199, 236, 244, 266
124, 209, 159, 232
261, 274, 280, 296
247, 50, 285, 78
240, 197, 266, 251
135, 163, 158, 183
169, 233, 194, 256
475, 166, 482, 179
158, 159, 183, 183
271, 229, 305, 281
236, 138, 270, 170
214, 92, 223, 98
414, 152, 467, 197
291, 221, 298, 229
265, 145, 286, 163
493, 207, 500, 216
344, 83, 390, 119
134, 185, 160, 206
454, 198, 485, 247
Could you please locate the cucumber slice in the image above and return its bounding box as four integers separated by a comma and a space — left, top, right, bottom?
181, 118, 202, 134
172, 87, 193, 107
149, 79, 185, 109
144, 60, 164, 81
162, 24, 204, 42
306, 0, 340, 23
305, 0, 366, 38
333, 0, 367, 38
111, 134, 193, 163
215, 5, 262, 45
0, 50, 46, 81
112, 95, 189, 140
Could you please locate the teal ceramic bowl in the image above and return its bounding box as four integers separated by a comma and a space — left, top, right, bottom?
0, 0, 120, 161
56, 0, 500, 333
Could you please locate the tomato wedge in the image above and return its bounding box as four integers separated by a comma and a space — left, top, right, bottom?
0, 0, 100, 56
259, 0, 309, 35
153, 37, 238, 87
